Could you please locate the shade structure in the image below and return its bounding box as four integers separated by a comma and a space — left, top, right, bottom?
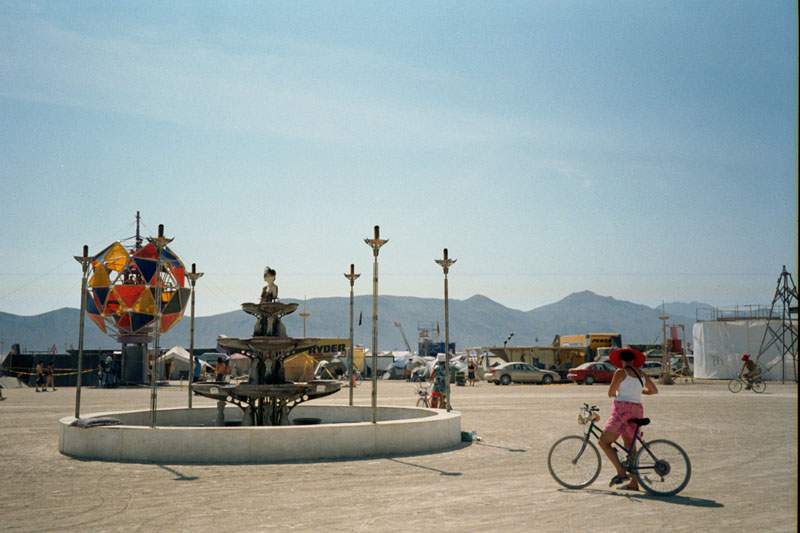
86, 239, 189, 339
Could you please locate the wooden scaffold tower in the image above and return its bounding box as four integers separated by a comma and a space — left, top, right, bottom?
755, 265, 798, 383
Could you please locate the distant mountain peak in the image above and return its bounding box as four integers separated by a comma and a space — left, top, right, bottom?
562, 290, 613, 302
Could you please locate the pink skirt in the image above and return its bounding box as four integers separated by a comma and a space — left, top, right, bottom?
603, 400, 643, 440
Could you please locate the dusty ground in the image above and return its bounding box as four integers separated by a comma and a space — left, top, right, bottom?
0, 378, 796, 532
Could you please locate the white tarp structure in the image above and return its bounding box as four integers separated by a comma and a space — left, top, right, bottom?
693, 320, 797, 380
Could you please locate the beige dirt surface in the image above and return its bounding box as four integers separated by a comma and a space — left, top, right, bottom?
0, 378, 797, 532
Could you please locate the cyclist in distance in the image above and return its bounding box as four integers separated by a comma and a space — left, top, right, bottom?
740, 354, 757, 390
598, 348, 658, 491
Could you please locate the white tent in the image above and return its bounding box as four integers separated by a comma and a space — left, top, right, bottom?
158, 346, 214, 379
692, 320, 797, 380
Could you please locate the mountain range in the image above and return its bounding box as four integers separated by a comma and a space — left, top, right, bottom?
0, 291, 707, 354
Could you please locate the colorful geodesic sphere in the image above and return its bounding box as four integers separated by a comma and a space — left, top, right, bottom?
86, 240, 190, 338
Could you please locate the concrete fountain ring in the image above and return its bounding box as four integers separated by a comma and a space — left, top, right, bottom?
59, 405, 462, 463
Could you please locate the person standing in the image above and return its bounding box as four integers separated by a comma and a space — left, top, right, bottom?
193, 356, 201, 383
430, 354, 447, 409
405, 357, 414, 382
467, 359, 477, 386
45, 362, 56, 391
598, 348, 658, 491
35, 361, 45, 392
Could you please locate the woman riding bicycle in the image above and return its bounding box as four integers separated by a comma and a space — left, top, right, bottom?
740, 354, 758, 390
598, 348, 658, 491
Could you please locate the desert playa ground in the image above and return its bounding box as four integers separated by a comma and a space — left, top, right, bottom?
0, 378, 796, 532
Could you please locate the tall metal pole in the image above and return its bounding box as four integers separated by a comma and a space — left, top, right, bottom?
364, 226, 388, 424
658, 315, 673, 385
186, 263, 203, 408
435, 248, 456, 412
73, 245, 91, 419
344, 264, 360, 406
299, 298, 310, 338
149, 224, 173, 427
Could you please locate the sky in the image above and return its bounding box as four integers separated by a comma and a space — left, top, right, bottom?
1, 1, 797, 319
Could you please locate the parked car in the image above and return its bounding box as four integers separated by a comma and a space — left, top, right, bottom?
640, 361, 663, 378
567, 361, 617, 385
486, 362, 560, 385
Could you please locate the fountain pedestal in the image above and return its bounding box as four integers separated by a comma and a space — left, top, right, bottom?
192, 301, 341, 425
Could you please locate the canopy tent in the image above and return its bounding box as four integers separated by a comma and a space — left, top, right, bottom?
158, 346, 213, 378
692, 320, 797, 380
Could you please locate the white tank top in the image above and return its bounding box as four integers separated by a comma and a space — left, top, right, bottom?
615, 370, 643, 404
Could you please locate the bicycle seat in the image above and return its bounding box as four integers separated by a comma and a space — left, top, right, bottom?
628, 417, 650, 427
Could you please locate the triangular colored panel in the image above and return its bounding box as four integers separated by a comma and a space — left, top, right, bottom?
133, 258, 158, 284
105, 242, 129, 272
103, 291, 120, 315
86, 293, 100, 315
161, 291, 182, 315
133, 288, 156, 314
89, 313, 107, 333
90, 265, 111, 288
171, 265, 185, 287
130, 312, 153, 333
92, 243, 114, 263
117, 312, 131, 329
160, 313, 179, 333
114, 285, 145, 309
134, 243, 158, 259
92, 287, 110, 309
161, 247, 178, 262
178, 288, 192, 309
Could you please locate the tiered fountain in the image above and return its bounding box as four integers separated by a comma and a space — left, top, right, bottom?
59, 267, 461, 463
193, 267, 340, 426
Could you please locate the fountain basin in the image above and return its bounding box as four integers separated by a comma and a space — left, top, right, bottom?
59, 405, 462, 463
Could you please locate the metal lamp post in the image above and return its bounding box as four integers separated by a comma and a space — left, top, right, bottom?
186, 263, 203, 408
435, 248, 456, 412
364, 225, 388, 424
73, 245, 91, 419
149, 224, 173, 427
344, 264, 361, 406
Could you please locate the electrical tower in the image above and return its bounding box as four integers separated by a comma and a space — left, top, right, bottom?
755, 265, 798, 383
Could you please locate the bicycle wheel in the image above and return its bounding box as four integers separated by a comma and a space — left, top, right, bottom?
635, 439, 691, 496
416, 396, 430, 407
752, 380, 766, 393
547, 435, 601, 489
728, 379, 743, 393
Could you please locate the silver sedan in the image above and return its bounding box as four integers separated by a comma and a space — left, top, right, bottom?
486, 362, 560, 385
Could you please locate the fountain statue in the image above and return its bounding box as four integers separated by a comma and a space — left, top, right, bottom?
193, 267, 340, 425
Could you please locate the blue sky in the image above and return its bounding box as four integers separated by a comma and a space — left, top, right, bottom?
1, 1, 797, 318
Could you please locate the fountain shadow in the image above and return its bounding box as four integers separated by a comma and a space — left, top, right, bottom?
157, 464, 199, 481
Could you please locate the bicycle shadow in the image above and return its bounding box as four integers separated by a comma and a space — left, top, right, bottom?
577, 488, 723, 508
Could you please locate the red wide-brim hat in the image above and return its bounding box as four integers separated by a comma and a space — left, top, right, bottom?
609, 348, 646, 369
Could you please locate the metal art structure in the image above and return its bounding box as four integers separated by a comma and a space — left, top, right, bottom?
755, 265, 799, 382
435, 248, 456, 411
344, 264, 361, 406
186, 263, 203, 408
73, 245, 92, 419
364, 225, 388, 424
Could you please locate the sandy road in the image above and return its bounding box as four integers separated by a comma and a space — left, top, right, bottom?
0, 379, 796, 532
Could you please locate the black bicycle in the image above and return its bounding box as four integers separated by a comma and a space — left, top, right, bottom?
548, 403, 691, 496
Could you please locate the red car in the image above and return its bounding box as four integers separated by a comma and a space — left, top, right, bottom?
567, 361, 617, 385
